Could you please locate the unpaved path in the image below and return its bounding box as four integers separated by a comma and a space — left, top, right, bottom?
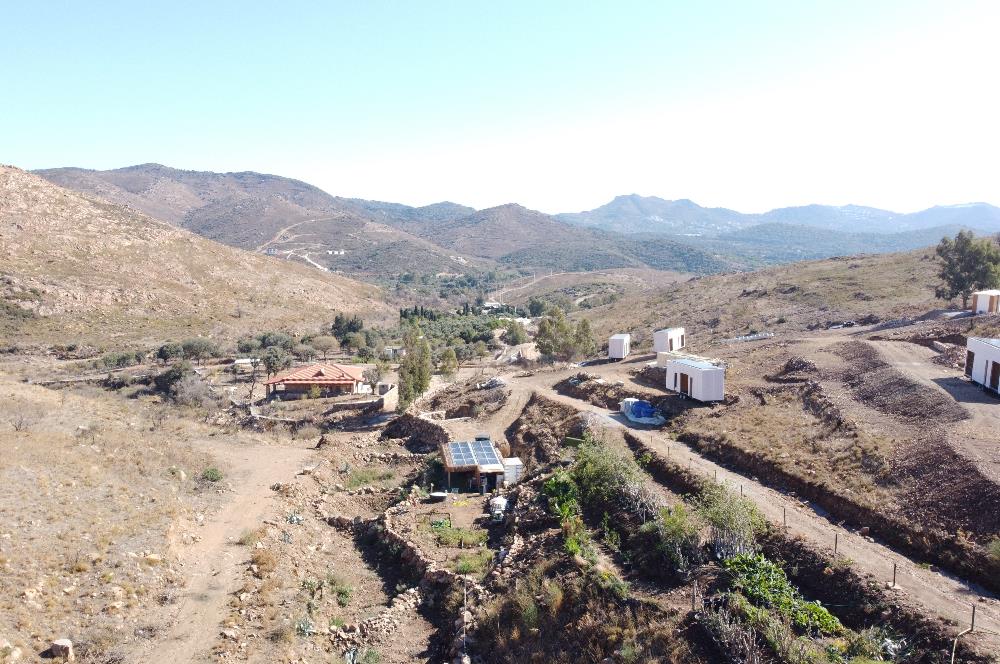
129, 437, 315, 664
492, 368, 1000, 650
254, 216, 338, 252
872, 339, 1000, 483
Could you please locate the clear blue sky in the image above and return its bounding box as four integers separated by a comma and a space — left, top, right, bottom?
2, 1, 998, 212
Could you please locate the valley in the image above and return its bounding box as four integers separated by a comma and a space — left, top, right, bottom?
2, 164, 999, 664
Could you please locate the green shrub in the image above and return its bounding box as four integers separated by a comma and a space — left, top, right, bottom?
453, 549, 493, 575
201, 467, 223, 483
326, 574, 353, 607
101, 349, 144, 369
988, 537, 1000, 562
723, 554, 842, 635
635, 504, 703, 576
429, 521, 487, 547
694, 482, 766, 559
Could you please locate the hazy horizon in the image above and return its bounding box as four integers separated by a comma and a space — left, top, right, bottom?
4, 1, 999, 214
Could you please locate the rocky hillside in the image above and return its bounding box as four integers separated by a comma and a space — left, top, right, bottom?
0, 166, 387, 344
34, 164, 480, 279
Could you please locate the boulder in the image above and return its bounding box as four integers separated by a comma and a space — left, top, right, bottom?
49, 639, 74, 661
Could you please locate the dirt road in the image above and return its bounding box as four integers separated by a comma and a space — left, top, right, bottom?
129, 437, 315, 664
254, 216, 338, 252
872, 339, 1000, 483
482, 366, 1000, 649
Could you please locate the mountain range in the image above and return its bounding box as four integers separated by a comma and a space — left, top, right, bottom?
34, 164, 1000, 283
556, 193, 1000, 235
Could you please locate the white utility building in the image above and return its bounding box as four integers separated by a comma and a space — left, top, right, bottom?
966, 337, 1000, 391
608, 333, 631, 360
971, 290, 1000, 315
666, 358, 725, 402
653, 327, 686, 353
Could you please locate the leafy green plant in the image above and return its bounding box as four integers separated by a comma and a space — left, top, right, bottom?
723, 554, 842, 635
326, 574, 353, 607
201, 467, 223, 483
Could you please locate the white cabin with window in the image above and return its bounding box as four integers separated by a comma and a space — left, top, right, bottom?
653, 327, 686, 353
666, 358, 725, 402
966, 337, 1000, 391
971, 290, 1000, 314
608, 334, 631, 360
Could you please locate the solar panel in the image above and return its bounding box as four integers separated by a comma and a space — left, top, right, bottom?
446, 439, 501, 467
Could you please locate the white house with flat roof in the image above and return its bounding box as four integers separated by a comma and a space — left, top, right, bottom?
971, 290, 1000, 314
966, 337, 1000, 391
653, 327, 686, 353
608, 333, 631, 360
666, 357, 725, 402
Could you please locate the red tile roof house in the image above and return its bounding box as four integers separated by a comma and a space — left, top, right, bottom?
263, 363, 367, 399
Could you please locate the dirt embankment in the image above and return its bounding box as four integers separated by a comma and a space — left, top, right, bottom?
554, 373, 712, 417
381, 414, 449, 452
422, 379, 510, 419
503, 393, 586, 465
620, 432, 993, 664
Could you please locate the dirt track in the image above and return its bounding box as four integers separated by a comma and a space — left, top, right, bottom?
872, 339, 1000, 484
128, 438, 315, 664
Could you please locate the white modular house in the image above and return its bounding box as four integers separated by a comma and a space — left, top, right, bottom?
971, 290, 1000, 315
666, 358, 725, 402
965, 337, 1000, 391
653, 327, 686, 353
608, 334, 631, 360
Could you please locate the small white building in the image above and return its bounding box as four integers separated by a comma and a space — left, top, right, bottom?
965, 337, 1000, 391
502, 457, 524, 485
653, 327, 686, 353
971, 290, 1000, 314
608, 333, 631, 360
666, 358, 725, 402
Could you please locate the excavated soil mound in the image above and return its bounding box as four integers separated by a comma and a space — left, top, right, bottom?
504, 393, 586, 465
832, 341, 968, 423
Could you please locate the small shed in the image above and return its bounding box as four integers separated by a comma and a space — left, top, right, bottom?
653, 327, 686, 353
440, 436, 506, 491
965, 337, 1000, 391
666, 358, 725, 402
502, 457, 524, 485
971, 290, 1000, 314
608, 333, 631, 360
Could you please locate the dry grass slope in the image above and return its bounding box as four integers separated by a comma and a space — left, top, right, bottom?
582, 251, 941, 343
0, 166, 388, 345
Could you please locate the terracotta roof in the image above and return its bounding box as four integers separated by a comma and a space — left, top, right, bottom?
264, 363, 366, 386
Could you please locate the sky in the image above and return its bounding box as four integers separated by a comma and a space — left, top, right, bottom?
2, 1, 999, 213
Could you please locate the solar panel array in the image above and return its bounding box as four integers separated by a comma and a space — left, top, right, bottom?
447, 440, 501, 467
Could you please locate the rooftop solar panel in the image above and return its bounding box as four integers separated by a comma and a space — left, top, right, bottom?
446, 439, 502, 468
